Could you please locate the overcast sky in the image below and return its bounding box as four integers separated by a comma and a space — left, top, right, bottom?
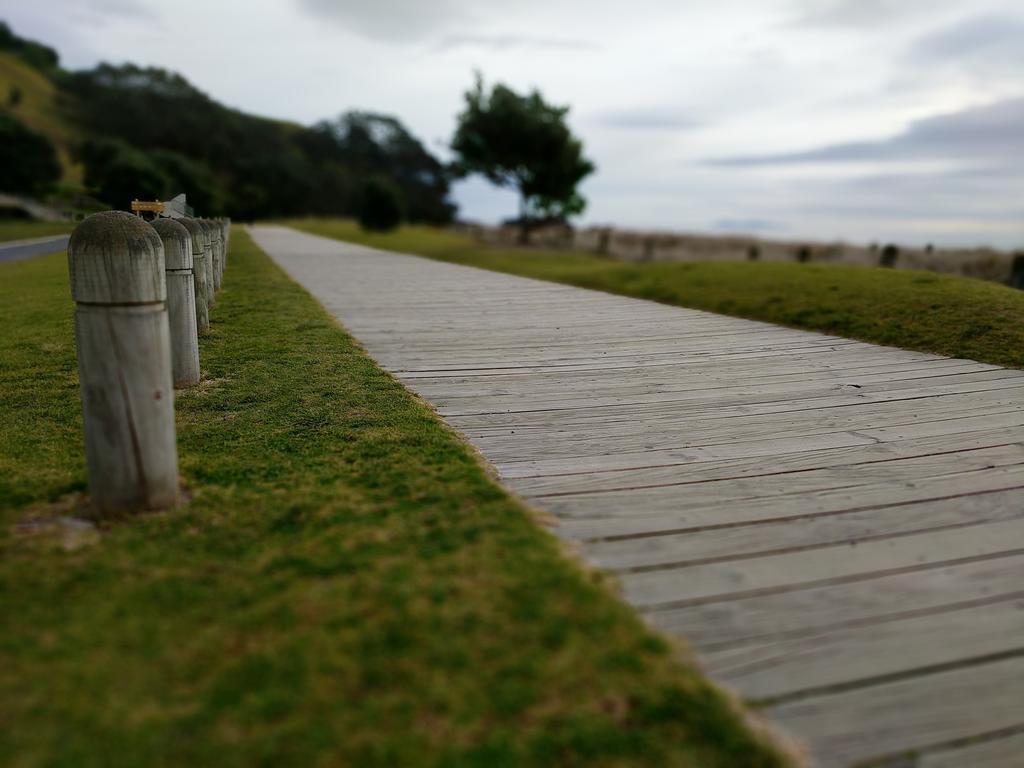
3, 0, 1023, 247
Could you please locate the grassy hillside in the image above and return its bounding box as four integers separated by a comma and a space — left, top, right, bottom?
289, 219, 1024, 370
0, 50, 81, 182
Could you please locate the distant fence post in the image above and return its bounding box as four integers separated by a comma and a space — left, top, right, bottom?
68, 211, 178, 515
1009, 253, 1024, 290
204, 219, 223, 292
151, 218, 200, 387
179, 217, 210, 331
219, 218, 229, 275
198, 220, 216, 306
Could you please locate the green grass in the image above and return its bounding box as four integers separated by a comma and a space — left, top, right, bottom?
0, 220, 74, 242
0, 232, 787, 767
288, 218, 1024, 370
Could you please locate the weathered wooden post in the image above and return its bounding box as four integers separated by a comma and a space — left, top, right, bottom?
203, 219, 223, 292
178, 217, 210, 330
68, 211, 178, 515
197, 220, 216, 306
151, 218, 200, 387
214, 220, 225, 287
219, 218, 229, 275
215, 220, 225, 284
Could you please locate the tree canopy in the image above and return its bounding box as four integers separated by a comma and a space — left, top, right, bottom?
56, 62, 455, 221
451, 75, 595, 229
0, 113, 61, 197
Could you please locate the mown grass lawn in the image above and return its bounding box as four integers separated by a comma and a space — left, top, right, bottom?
0, 231, 787, 767
0, 220, 74, 242
288, 218, 1024, 370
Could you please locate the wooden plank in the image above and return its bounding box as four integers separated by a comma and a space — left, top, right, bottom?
508, 427, 1024, 496
704, 600, 1024, 700
501, 410, 1024, 478
467, 395, 1024, 464
761, 656, 1024, 767
582, 488, 1024, 572
619, 516, 1024, 609
920, 731, 1024, 768
434, 363, 1012, 417
648, 553, 1024, 649
442, 366, 1024, 428
545, 464, 1024, 534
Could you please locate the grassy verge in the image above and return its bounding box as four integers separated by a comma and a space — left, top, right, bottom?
288, 218, 1024, 370
0, 233, 787, 767
0, 220, 74, 242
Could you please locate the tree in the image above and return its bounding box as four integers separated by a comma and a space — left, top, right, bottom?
879, 243, 899, 268
0, 22, 59, 76
78, 138, 170, 209
357, 177, 403, 232
150, 149, 224, 215
301, 111, 455, 224
451, 74, 595, 241
0, 113, 60, 197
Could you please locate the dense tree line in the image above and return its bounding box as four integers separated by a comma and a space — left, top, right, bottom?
61, 64, 455, 222
1, 23, 455, 223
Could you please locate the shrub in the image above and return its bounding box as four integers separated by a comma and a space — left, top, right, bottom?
879, 244, 899, 268
0, 113, 60, 197
357, 177, 403, 232
78, 138, 171, 210
795, 245, 812, 263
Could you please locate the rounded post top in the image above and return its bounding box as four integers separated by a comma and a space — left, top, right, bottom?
178, 217, 209, 256
150, 218, 193, 271
69, 211, 165, 304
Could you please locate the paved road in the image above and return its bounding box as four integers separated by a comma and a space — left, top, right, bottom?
0, 234, 70, 263
251, 225, 1024, 768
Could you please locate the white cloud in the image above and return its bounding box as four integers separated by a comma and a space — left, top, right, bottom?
0, 0, 1021, 247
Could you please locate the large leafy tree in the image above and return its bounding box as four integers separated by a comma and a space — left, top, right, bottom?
451, 75, 594, 237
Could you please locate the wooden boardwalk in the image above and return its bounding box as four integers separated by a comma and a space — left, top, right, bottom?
251, 226, 1024, 767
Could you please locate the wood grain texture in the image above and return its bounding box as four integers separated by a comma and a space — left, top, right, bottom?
250, 225, 1024, 767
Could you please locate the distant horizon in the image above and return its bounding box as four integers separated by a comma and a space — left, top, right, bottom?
2, 0, 1022, 248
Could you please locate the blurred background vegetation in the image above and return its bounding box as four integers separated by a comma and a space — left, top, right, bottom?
0, 21, 456, 223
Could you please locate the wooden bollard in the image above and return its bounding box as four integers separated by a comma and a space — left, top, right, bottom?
202, 219, 222, 292
219, 218, 229, 274
151, 218, 200, 387
197, 220, 216, 307
210, 220, 224, 291
68, 211, 178, 515
178, 217, 210, 330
